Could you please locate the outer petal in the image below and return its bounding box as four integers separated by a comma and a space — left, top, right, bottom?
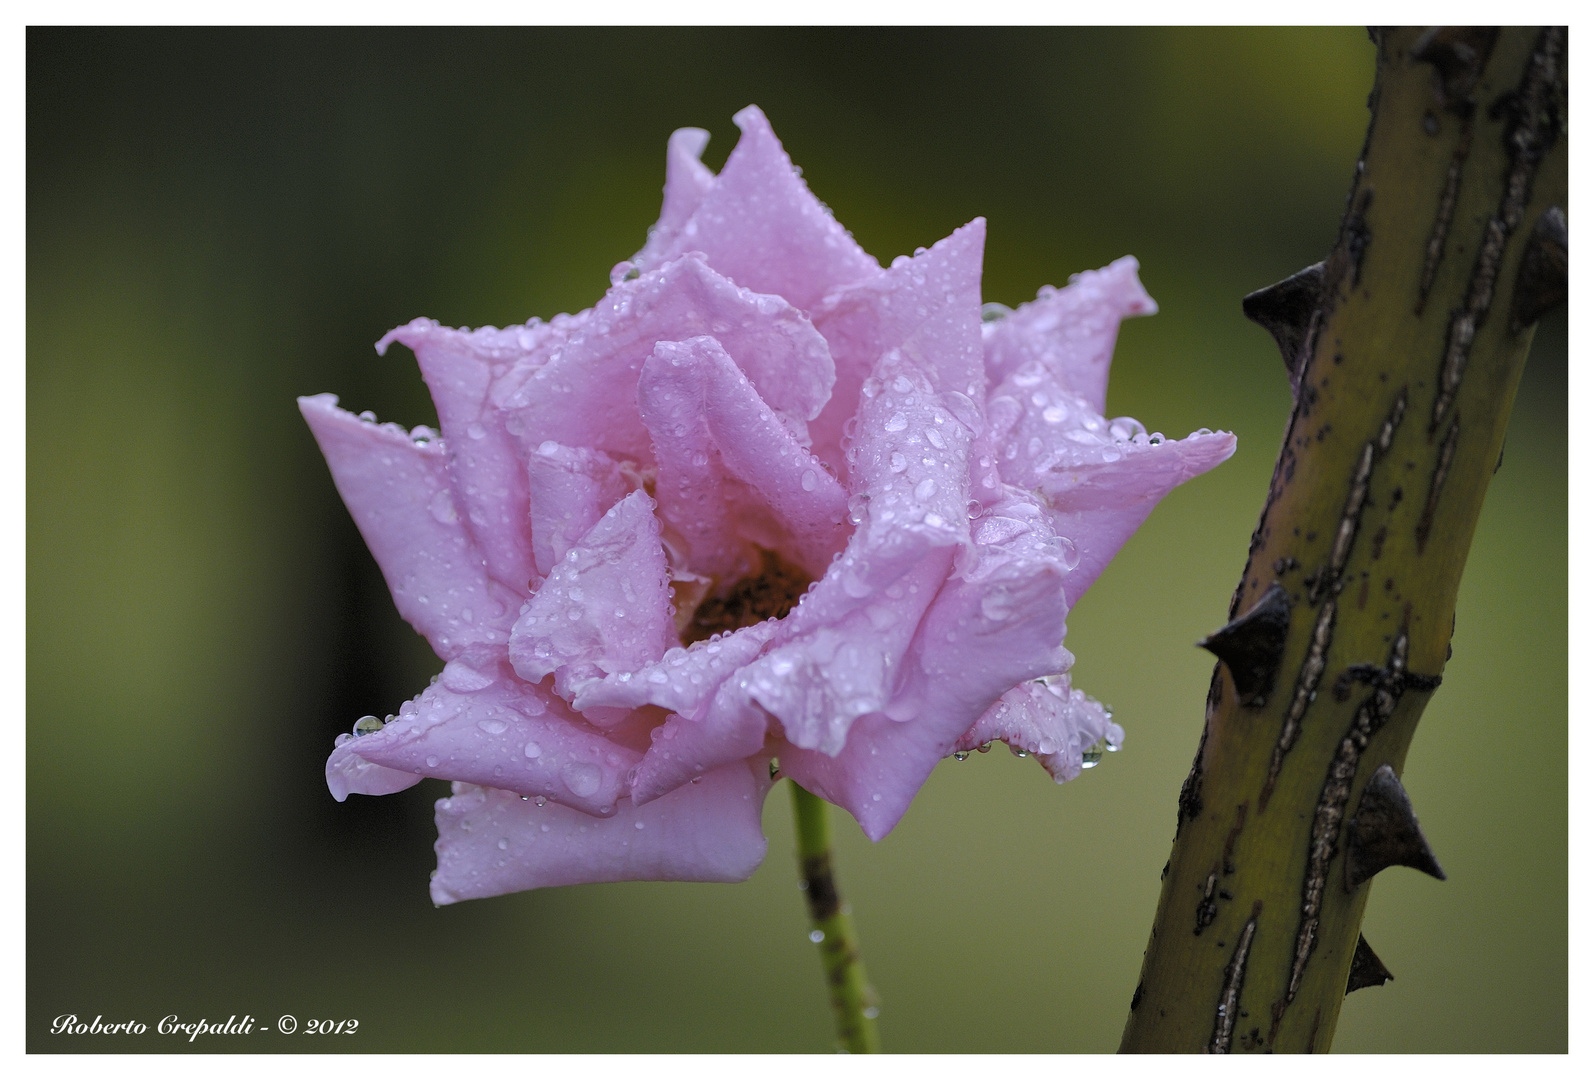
499, 254, 836, 464
375, 320, 565, 595
638, 105, 881, 312
572, 619, 780, 718
508, 491, 675, 698
430, 760, 771, 902
627, 678, 773, 805
339, 654, 642, 816
632, 127, 717, 269
987, 363, 1236, 603
298, 394, 518, 658
325, 739, 424, 801
780, 495, 1073, 840
639, 336, 849, 581
982, 255, 1157, 415
810, 219, 988, 479
957, 676, 1124, 783
524, 441, 632, 578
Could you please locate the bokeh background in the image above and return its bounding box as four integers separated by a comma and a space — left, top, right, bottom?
27, 27, 1566, 1053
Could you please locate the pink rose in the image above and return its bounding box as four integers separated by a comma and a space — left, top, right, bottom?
301, 106, 1235, 904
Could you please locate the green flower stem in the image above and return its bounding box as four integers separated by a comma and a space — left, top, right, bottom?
790, 781, 881, 1053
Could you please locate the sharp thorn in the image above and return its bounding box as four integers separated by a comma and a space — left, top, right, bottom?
1509, 206, 1567, 332
1197, 582, 1292, 707
1241, 262, 1324, 385
1411, 27, 1500, 113
1345, 933, 1394, 994
1344, 764, 1447, 891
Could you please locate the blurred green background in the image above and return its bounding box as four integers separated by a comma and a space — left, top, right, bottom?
27, 27, 1566, 1053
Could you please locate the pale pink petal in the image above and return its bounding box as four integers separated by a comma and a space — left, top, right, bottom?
572, 620, 781, 718
982, 255, 1157, 414
325, 739, 424, 801
958, 676, 1124, 783
376, 319, 559, 594
746, 555, 948, 759
638, 106, 881, 312
639, 336, 849, 581
632, 127, 717, 269
524, 441, 631, 578
627, 352, 977, 797
299, 394, 519, 658
499, 254, 835, 465
809, 219, 988, 479
508, 491, 675, 698
987, 363, 1236, 603
430, 760, 771, 902
340, 654, 642, 816
627, 678, 773, 805
1034, 429, 1236, 604
780, 494, 1072, 839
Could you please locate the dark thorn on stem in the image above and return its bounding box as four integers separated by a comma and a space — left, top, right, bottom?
1198, 583, 1292, 707
1509, 206, 1568, 332
1346, 934, 1395, 994
1344, 764, 1447, 891
1411, 27, 1500, 114
1242, 263, 1325, 387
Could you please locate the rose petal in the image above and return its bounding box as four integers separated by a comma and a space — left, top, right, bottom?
340, 655, 642, 816
987, 363, 1237, 603
572, 619, 780, 717
298, 394, 518, 658
638, 105, 881, 312
958, 676, 1124, 783
779, 493, 1072, 839
743, 555, 948, 757
499, 254, 836, 468
982, 255, 1157, 415
325, 740, 424, 801
810, 218, 988, 479
639, 336, 849, 581
430, 760, 771, 902
524, 441, 632, 578
626, 677, 773, 805
375, 319, 566, 595
632, 127, 718, 269
508, 490, 675, 698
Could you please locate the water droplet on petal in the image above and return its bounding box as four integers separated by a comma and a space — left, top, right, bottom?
353, 715, 384, 737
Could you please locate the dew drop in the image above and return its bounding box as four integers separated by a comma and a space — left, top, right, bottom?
353, 715, 384, 737
809, 929, 826, 944
1082, 736, 1108, 769
562, 761, 603, 798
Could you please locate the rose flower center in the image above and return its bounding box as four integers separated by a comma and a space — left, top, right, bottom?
681, 548, 813, 645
